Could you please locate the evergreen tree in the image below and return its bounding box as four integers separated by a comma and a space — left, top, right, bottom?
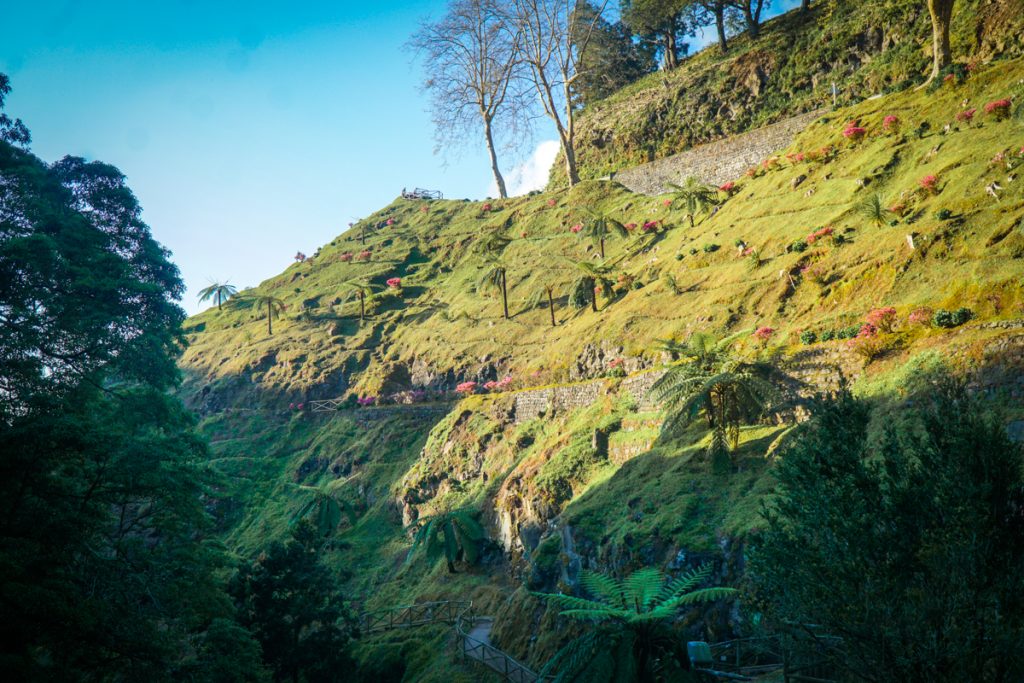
0, 73, 242, 680
621, 0, 691, 70
573, 1, 657, 104
750, 379, 1024, 682
230, 522, 357, 682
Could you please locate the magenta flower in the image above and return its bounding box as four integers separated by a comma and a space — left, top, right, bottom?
570, 223, 583, 233
339, 252, 354, 262
984, 99, 1011, 120
919, 175, 939, 194
386, 277, 401, 289
955, 108, 976, 122
753, 326, 775, 342
455, 381, 477, 394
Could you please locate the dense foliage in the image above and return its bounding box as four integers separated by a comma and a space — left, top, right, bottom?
750, 380, 1024, 682
0, 78, 262, 679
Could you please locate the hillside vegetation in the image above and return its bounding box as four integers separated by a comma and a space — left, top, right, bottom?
182, 57, 1024, 408
561, 0, 1024, 183
181, 55, 1024, 678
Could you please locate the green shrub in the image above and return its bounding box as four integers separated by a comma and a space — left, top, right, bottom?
702, 243, 719, 253
935, 208, 953, 221
790, 240, 809, 253
932, 307, 973, 328
819, 329, 836, 342
800, 330, 818, 345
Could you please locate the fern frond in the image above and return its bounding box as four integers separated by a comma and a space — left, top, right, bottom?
533, 591, 628, 616
622, 567, 665, 610
657, 563, 713, 602
580, 570, 625, 607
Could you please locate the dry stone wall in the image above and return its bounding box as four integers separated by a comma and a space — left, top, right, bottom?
614, 110, 824, 195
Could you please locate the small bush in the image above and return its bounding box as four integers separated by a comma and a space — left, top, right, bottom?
819, 329, 836, 342
702, 243, 719, 253
932, 307, 973, 328
800, 330, 818, 345
908, 307, 933, 327
790, 240, 809, 253
935, 208, 953, 221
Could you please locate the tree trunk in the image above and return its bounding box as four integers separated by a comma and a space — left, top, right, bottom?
744, 3, 760, 39
801, 0, 810, 11
689, 213, 695, 228
446, 558, 456, 573
715, 3, 729, 53
664, 30, 678, 70
599, 237, 605, 259
561, 130, 580, 186
267, 302, 273, 335
547, 288, 556, 327
501, 269, 509, 319
926, 0, 955, 83
591, 282, 598, 312
483, 116, 508, 199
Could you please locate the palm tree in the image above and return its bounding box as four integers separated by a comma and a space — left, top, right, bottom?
568, 259, 616, 313
534, 564, 736, 682
667, 177, 717, 228
579, 209, 628, 259
291, 479, 358, 537
476, 232, 512, 319
857, 193, 893, 228
406, 507, 485, 573
528, 283, 559, 327
197, 281, 237, 310
235, 293, 287, 334
651, 332, 780, 467
342, 280, 378, 323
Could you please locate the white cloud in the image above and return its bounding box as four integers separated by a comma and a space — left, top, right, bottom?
487, 140, 560, 198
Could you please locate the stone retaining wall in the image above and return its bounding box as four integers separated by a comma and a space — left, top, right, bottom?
614, 110, 824, 195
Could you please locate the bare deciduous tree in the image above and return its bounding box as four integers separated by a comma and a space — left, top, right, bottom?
411, 0, 525, 198
510, 0, 608, 187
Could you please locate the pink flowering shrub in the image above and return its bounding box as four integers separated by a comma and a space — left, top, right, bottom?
806, 226, 834, 244
356, 396, 376, 407
744, 166, 760, 179
339, 252, 354, 262
908, 307, 934, 327
547, 198, 557, 207
984, 99, 1012, 120
847, 323, 887, 361
919, 175, 939, 195
889, 201, 908, 217
482, 203, 493, 212
866, 306, 897, 333
455, 381, 477, 394
386, 217, 395, 226
642, 220, 659, 232
483, 376, 514, 392
386, 277, 401, 289
570, 223, 583, 234
753, 326, 775, 343
294, 251, 307, 262
662, 199, 672, 207
609, 358, 625, 368
842, 122, 867, 142
358, 250, 372, 260
882, 115, 900, 132
625, 222, 637, 231
719, 181, 736, 195
955, 108, 976, 123
762, 156, 782, 171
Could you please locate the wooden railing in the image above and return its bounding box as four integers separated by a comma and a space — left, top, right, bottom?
359, 600, 469, 633
456, 611, 545, 683
358, 600, 545, 682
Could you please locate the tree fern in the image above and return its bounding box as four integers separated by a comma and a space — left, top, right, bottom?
532, 564, 735, 681
405, 507, 485, 573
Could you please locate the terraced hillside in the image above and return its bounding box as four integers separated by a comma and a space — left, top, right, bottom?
179, 56, 1024, 680
560, 0, 1024, 183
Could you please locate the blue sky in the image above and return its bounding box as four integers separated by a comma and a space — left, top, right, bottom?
1, 0, 800, 315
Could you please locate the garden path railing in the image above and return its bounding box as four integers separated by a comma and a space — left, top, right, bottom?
358, 600, 545, 682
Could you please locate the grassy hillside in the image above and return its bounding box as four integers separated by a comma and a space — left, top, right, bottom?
181, 57, 1024, 678
561, 0, 1024, 183
182, 57, 1024, 409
